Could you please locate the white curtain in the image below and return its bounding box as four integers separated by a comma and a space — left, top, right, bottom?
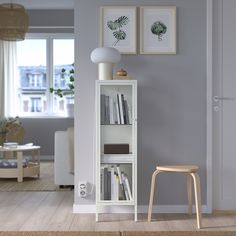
0, 40, 18, 117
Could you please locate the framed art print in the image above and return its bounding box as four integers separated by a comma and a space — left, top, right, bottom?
140, 6, 176, 54
100, 6, 137, 54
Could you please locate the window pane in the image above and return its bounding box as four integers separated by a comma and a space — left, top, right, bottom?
17, 39, 47, 114
53, 39, 74, 114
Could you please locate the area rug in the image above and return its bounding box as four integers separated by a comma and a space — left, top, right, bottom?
0, 232, 236, 236
0, 162, 72, 191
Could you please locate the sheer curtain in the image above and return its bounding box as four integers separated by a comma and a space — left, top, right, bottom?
0, 40, 18, 117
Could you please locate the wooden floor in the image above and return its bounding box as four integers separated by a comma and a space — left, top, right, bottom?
0, 191, 236, 231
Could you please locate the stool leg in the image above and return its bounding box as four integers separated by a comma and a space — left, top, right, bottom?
191, 172, 202, 229
148, 169, 160, 222
187, 174, 193, 215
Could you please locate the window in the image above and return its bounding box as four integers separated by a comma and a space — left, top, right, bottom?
16, 35, 74, 116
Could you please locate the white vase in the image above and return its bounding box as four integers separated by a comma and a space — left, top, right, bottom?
66, 103, 74, 117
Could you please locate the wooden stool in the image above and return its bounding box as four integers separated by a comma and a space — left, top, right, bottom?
147, 165, 202, 229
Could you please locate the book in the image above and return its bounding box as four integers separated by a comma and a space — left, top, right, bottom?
3, 142, 18, 148
113, 100, 118, 124
124, 100, 130, 124
117, 93, 124, 124
127, 103, 132, 124
116, 164, 123, 185
104, 167, 108, 200
107, 169, 111, 200
121, 94, 127, 124
100, 94, 106, 125
123, 173, 132, 200
100, 167, 105, 200
109, 97, 114, 124
113, 172, 120, 201
121, 172, 130, 200
105, 95, 110, 124
111, 166, 119, 201
115, 99, 121, 124
116, 165, 126, 200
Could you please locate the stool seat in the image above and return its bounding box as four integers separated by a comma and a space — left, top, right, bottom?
148, 164, 202, 229
156, 165, 199, 173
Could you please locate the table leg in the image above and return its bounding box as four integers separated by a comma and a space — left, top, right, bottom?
37, 149, 40, 178
17, 151, 23, 182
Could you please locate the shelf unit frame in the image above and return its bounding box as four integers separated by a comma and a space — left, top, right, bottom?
95, 80, 137, 221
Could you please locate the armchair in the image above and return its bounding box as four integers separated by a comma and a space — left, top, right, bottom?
54, 127, 74, 186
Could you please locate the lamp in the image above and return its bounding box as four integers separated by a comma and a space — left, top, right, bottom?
0, 3, 29, 41
90, 47, 121, 80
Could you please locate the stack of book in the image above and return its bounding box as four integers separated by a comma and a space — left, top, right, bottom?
3, 142, 18, 148
100, 93, 131, 125
100, 164, 132, 201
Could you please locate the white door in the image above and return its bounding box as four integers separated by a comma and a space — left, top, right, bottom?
213, 0, 236, 210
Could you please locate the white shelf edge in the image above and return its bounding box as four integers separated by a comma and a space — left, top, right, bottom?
101, 154, 134, 164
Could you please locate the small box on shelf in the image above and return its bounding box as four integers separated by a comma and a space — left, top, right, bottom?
104, 144, 129, 154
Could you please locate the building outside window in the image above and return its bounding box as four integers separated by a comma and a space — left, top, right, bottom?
16, 35, 74, 116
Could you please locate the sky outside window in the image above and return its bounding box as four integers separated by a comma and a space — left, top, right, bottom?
17, 39, 46, 66
53, 39, 74, 65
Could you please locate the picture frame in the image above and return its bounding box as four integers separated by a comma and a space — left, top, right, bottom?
140, 6, 176, 54
100, 6, 137, 54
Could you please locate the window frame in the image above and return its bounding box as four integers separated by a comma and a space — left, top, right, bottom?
17, 33, 75, 118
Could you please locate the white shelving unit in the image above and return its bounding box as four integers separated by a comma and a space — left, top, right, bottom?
95, 80, 137, 221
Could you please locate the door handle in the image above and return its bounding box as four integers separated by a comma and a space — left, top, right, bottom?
213, 96, 234, 102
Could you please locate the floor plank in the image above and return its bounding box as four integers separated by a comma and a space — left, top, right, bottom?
0, 191, 236, 231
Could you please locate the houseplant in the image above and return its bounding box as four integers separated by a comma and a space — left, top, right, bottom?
50, 65, 74, 98
0, 117, 21, 145
50, 64, 75, 116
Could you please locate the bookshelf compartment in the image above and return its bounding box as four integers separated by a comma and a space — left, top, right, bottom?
101, 125, 133, 154
100, 164, 133, 202
100, 85, 133, 125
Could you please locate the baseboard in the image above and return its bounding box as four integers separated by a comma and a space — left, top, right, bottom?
73, 204, 208, 214
73, 204, 96, 213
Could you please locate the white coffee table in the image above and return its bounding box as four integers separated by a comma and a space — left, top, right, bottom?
0, 145, 40, 182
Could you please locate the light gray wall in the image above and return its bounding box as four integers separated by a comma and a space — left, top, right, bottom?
27, 9, 74, 33
75, 0, 207, 206
19, 10, 74, 157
